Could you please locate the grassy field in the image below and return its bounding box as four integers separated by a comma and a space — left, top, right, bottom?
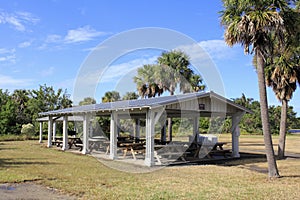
0, 134, 299, 199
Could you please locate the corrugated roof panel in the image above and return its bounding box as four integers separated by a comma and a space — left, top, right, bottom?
38, 91, 251, 116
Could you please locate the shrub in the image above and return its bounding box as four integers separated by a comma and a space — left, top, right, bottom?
21, 123, 35, 139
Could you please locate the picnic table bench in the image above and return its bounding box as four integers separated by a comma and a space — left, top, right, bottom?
119, 142, 145, 160
52, 137, 83, 150
154, 143, 189, 164
193, 142, 230, 158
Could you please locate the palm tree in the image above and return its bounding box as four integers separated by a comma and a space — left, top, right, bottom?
157, 50, 205, 141
101, 91, 121, 103
187, 74, 205, 93
267, 61, 300, 159
233, 93, 254, 108
122, 92, 139, 100
79, 97, 96, 105
220, 0, 291, 178
133, 64, 164, 98
157, 50, 191, 94
265, 39, 300, 159
134, 50, 205, 141
264, 2, 300, 159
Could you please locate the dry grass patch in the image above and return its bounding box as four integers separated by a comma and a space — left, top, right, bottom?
0, 136, 299, 199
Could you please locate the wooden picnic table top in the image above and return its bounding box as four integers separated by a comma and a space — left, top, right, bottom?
88, 136, 108, 142
201, 142, 228, 150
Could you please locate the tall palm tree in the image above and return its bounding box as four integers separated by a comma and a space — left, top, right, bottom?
157, 50, 205, 141
265, 35, 300, 159
157, 50, 192, 94
220, 0, 291, 178
267, 60, 300, 159
264, 2, 300, 159
134, 50, 205, 141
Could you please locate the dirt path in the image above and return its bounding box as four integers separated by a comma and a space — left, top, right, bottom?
0, 183, 77, 200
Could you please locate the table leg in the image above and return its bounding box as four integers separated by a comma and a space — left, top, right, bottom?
123, 148, 128, 158
130, 148, 136, 160
105, 146, 109, 154
154, 151, 161, 165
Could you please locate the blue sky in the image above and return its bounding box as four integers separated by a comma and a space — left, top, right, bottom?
0, 0, 299, 116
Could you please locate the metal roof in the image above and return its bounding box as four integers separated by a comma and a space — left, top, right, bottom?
37, 116, 84, 122
38, 91, 252, 117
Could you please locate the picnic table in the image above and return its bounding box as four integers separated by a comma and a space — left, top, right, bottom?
195, 142, 230, 158
52, 137, 82, 150
120, 143, 144, 160
154, 143, 189, 164
88, 136, 108, 152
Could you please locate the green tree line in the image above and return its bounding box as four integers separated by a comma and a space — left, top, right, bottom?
0, 84, 72, 135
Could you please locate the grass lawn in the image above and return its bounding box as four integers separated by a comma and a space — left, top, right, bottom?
0, 134, 299, 200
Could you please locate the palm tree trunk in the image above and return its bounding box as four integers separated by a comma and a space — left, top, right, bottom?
256, 50, 280, 178
278, 99, 287, 159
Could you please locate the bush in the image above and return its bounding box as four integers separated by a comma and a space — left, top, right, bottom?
21, 123, 35, 139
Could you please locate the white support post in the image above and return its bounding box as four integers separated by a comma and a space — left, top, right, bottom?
89, 120, 93, 138
47, 116, 53, 148
39, 121, 43, 143
167, 118, 172, 142
82, 114, 90, 154
144, 109, 155, 167
109, 112, 118, 159
161, 122, 166, 144
134, 118, 140, 139
193, 116, 199, 143
53, 121, 57, 141
62, 115, 69, 151
231, 112, 244, 158
232, 126, 240, 157
117, 118, 120, 137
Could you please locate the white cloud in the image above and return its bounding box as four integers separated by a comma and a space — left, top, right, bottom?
46, 34, 62, 43
0, 74, 33, 87
83, 45, 107, 52
18, 41, 32, 48
0, 48, 16, 63
40, 66, 55, 77
41, 26, 109, 49
0, 48, 15, 54
16, 11, 39, 24
199, 40, 236, 60
64, 25, 107, 43
176, 40, 238, 62
99, 56, 157, 83
0, 11, 39, 31
38, 34, 63, 50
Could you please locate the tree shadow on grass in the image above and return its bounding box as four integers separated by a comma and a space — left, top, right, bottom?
0, 142, 18, 151
169, 152, 267, 168
195, 152, 269, 174
0, 157, 56, 168
280, 175, 300, 178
